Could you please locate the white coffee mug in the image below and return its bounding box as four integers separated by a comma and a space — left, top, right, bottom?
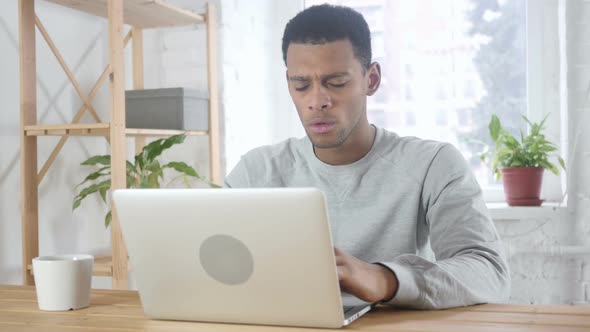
32, 254, 94, 311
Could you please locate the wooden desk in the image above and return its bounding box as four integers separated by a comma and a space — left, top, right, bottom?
1, 285, 588, 331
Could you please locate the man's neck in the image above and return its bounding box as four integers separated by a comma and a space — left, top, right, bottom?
314, 124, 376, 165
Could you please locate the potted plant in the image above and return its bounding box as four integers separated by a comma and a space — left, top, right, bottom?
481, 114, 566, 206
73, 134, 219, 227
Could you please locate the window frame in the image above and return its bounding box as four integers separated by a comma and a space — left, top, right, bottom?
483, 0, 565, 203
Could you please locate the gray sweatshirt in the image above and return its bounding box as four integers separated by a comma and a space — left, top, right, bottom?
224, 126, 510, 309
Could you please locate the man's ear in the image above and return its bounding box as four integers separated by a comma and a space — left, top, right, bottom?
366, 62, 381, 96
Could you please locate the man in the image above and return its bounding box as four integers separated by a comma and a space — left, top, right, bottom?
224, 4, 510, 309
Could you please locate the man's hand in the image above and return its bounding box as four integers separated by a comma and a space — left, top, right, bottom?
335, 247, 399, 303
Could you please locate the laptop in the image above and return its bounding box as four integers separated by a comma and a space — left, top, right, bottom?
112, 188, 373, 328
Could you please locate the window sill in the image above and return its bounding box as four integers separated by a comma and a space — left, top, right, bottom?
486, 202, 566, 222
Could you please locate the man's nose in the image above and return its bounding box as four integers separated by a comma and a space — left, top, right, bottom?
308, 85, 332, 111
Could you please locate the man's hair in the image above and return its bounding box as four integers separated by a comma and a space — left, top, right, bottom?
281, 4, 372, 69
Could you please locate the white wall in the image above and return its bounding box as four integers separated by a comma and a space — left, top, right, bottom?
1, 0, 588, 304
221, 0, 304, 172
155, 0, 304, 173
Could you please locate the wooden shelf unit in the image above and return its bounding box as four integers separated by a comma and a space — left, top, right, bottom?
19, 0, 220, 289
23, 123, 209, 137
44, 0, 205, 28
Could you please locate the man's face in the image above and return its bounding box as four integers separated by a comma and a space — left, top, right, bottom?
286, 40, 379, 149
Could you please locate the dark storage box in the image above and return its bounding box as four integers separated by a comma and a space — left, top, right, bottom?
125, 87, 209, 131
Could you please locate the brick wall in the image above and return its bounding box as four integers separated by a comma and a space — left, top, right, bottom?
495, 209, 590, 304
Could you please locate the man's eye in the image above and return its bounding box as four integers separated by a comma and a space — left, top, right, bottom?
328, 82, 347, 88
295, 85, 309, 92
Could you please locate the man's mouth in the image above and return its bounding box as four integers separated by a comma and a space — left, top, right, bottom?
310, 121, 336, 134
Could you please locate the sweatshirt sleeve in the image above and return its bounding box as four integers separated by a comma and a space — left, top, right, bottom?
379, 144, 511, 309
223, 156, 251, 188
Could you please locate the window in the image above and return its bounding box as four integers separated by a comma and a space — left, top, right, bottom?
436, 81, 447, 100
373, 80, 388, 104
404, 63, 414, 78
456, 108, 472, 127
436, 109, 448, 126
405, 112, 416, 126
463, 79, 476, 99
305, 0, 564, 202
404, 84, 414, 100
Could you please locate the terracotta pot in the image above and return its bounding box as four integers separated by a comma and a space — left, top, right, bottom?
500, 167, 544, 206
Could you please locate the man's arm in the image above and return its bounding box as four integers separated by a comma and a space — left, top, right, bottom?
335, 145, 510, 309
335, 247, 398, 303
385, 144, 510, 308
223, 155, 252, 188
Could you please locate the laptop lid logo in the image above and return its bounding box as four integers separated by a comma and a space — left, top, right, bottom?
199, 234, 254, 285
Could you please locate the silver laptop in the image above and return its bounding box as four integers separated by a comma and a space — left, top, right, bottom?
112, 188, 373, 328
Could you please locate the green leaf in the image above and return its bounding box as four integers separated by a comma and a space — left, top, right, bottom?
522, 115, 534, 128
145, 160, 162, 175
143, 135, 186, 166
99, 187, 107, 203
72, 179, 111, 210
126, 174, 137, 188
140, 176, 151, 188
503, 131, 520, 149
538, 114, 549, 131
539, 145, 557, 152
183, 175, 192, 187
105, 210, 112, 228
531, 123, 540, 136
479, 151, 488, 162
162, 162, 222, 188
494, 147, 512, 168
75, 167, 110, 189
147, 172, 161, 188
544, 161, 559, 175
81, 155, 111, 166
78, 179, 111, 197
126, 161, 137, 176
134, 153, 145, 173
489, 114, 501, 143
558, 156, 567, 171
529, 143, 538, 155
72, 198, 82, 210
163, 161, 199, 178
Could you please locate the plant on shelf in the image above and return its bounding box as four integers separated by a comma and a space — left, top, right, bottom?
480, 114, 566, 206
73, 134, 219, 227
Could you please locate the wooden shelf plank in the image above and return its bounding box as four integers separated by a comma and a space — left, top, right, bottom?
43, 0, 205, 28
125, 128, 208, 137
93, 255, 116, 276
24, 123, 110, 136
27, 257, 114, 277
25, 256, 133, 277
24, 124, 207, 137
